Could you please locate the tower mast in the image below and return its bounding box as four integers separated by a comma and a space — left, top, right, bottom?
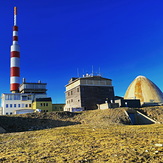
10, 7, 20, 93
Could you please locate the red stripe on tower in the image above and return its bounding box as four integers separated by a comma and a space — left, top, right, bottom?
13, 26, 18, 31
10, 67, 20, 76
10, 7, 20, 93
13, 36, 18, 41
11, 51, 20, 58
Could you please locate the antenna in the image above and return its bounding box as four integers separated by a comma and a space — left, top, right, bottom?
99, 67, 101, 76
77, 68, 79, 77
14, 7, 17, 26
82, 69, 85, 77
92, 65, 94, 76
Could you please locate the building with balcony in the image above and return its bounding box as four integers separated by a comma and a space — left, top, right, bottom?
19, 79, 47, 94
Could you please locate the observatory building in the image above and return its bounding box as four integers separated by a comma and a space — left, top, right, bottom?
64, 74, 115, 111
124, 76, 163, 106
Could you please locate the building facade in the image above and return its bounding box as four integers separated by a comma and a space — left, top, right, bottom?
19, 79, 47, 94
1, 80, 48, 115
64, 75, 115, 111
32, 98, 52, 112
52, 104, 65, 111
1, 93, 33, 115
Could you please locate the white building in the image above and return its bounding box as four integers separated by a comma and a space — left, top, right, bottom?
1, 93, 46, 115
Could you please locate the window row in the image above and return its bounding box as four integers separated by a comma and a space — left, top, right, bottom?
67, 88, 80, 96
6, 104, 31, 108
6, 112, 12, 115
67, 99, 73, 104
42, 110, 48, 112
40, 103, 49, 107
67, 99, 80, 104
5, 94, 32, 101
54, 107, 63, 110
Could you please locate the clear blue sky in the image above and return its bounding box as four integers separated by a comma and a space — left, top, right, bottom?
1, 0, 163, 103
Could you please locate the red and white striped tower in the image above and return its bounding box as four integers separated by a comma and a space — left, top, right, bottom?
10, 7, 20, 93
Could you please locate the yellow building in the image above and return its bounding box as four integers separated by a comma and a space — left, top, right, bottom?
52, 104, 65, 111
32, 98, 52, 112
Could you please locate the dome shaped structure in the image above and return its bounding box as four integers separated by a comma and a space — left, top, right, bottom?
124, 76, 163, 104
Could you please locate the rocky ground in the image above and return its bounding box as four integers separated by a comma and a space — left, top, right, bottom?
0, 108, 163, 162
0, 108, 130, 133
138, 106, 163, 123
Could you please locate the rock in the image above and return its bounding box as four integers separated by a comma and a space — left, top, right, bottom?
155, 144, 163, 147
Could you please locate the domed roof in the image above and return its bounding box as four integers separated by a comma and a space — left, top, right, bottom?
124, 76, 163, 103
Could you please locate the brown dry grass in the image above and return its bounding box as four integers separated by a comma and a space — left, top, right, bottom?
0, 124, 163, 162
0, 108, 163, 162
138, 106, 163, 123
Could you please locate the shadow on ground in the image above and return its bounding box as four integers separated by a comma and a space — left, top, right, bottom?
0, 115, 80, 133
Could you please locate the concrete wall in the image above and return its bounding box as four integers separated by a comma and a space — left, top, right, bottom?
80, 86, 114, 110
65, 85, 81, 111
14, 109, 34, 114
0, 107, 2, 115
98, 103, 119, 109
115, 99, 141, 108
98, 103, 109, 110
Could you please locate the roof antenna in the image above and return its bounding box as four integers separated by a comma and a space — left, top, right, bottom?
99, 67, 101, 76
82, 69, 85, 77
77, 68, 79, 77
92, 65, 94, 76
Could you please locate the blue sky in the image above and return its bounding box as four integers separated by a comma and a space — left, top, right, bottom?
1, 0, 163, 103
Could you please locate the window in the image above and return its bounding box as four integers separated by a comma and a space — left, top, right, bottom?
14, 104, 16, 107
71, 99, 73, 102
6, 113, 8, 115
6, 95, 13, 100
68, 92, 70, 96
46, 103, 48, 106
43, 103, 45, 106
10, 104, 12, 108
6, 104, 8, 108
22, 96, 27, 101
10, 112, 12, 115
29, 104, 31, 107
5, 95, 9, 100
77, 88, 79, 92
40, 103, 42, 106
25, 104, 28, 107
22, 104, 24, 108
13, 94, 20, 100
28, 95, 32, 100
71, 91, 73, 95
18, 104, 20, 107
